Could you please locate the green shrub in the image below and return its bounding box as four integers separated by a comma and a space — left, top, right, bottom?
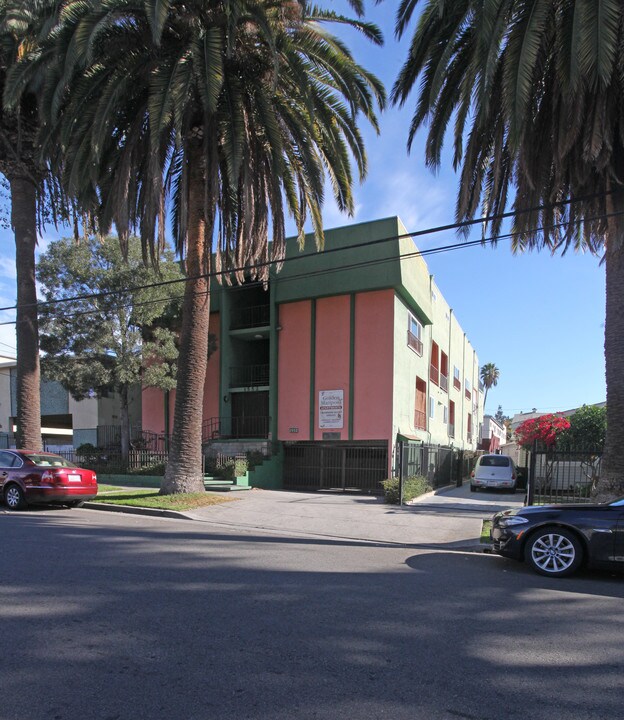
381, 475, 433, 504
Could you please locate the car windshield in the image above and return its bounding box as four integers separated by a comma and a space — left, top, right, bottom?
479, 456, 510, 467
24, 454, 78, 469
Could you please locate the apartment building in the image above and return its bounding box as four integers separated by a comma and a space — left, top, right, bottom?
142, 217, 483, 491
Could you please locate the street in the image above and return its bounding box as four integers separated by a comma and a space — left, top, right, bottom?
1, 507, 622, 720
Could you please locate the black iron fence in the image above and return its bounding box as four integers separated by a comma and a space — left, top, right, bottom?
230, 304, 270, 329
398, 441, 465, 490
229, 364, 270, 388
202, 416, 270, 440
283, 442, 388, 493
527, 444, 602, 505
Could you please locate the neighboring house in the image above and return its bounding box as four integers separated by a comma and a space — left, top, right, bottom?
0, 355, 141, 450
480, 415, 506, 453
143, 216, 484, 490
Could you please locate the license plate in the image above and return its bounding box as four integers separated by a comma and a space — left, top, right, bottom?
68, 474, 82, 483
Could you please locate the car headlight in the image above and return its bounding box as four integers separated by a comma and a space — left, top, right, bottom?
499, 516, 530, 527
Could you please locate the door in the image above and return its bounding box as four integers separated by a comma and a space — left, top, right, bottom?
231, 391, 269, 438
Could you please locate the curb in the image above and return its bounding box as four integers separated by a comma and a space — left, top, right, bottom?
82, 502, 487, 552
82, 501, 191, 521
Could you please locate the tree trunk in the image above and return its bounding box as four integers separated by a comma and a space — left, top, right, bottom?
11, 176, 42, 451
120, 384, 130, 467
160, 151, 210, 495
594, 200, 624, 501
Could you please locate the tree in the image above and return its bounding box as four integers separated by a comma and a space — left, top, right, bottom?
480, 363, 500, 409
36, 235, 183, 463
0, 0, 61, 450
22, 0, 384, 494
515, 414, 571, 450
559, 404, 607, 450
392, 2, 624, 500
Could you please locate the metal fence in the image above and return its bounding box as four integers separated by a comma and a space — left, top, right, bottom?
397, 441, 465, 490
527, 445, 602, 505
283, 442, 388, 493
202, 415, 270, 440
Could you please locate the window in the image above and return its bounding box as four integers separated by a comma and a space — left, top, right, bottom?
479, 456, 510, 468
430, 341, 440, 385
467, 413, 472, 442
415, 377, 427, 430
453, 366, 461, 391
408, 314, 423, 355
443, 405, 448, 424
465, 378, 471, 401
449, 401, 455, 438
429, 396, 435, 419
440, 352, 449, 392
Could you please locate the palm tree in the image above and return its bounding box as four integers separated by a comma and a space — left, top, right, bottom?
392, 1, 624, 500
480, 363, 500, 410
27, 0, 384, 493
0, 0, 61, 450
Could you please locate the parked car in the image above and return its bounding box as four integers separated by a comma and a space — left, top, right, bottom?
0, 450, 97, 510
490, 498, 624, 577
470, 454, 517, 492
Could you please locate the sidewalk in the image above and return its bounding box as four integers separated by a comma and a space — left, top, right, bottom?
87, 482, 525, 548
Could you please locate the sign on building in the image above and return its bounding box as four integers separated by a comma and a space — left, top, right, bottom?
319, 390, 344, 429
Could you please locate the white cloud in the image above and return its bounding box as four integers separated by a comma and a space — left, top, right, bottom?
0, 255, 16, 280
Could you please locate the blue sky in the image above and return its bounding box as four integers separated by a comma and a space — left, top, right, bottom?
0, 1, 606, 418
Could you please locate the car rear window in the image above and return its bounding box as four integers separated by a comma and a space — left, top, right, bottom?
479, 456, 511, 467
23, 454, 78, 468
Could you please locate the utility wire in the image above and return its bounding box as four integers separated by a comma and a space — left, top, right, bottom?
0, 190, 612, 316
0, 207, 613, 329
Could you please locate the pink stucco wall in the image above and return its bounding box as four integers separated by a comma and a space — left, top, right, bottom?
277, 301, 312, 440
353, 290, 394, 440
142, 312, 220, 437
202, 312, 220, 424
314, 296, 351, 440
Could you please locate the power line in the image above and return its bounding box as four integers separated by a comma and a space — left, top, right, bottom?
0, 190, 612, 317
0, 205, 612, 330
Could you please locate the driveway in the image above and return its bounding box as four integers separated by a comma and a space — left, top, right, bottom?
172, 481, 522, 548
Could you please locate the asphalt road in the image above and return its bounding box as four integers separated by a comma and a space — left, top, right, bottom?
1, 507, 622, 720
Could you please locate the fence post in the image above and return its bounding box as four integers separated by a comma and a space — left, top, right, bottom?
398, 440, 405, 506
527, 439, 537, 506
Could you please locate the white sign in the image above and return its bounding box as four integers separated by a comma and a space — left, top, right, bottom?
319, 390, 344, 429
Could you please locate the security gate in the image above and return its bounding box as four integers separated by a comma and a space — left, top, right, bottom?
283, 442, 388, 493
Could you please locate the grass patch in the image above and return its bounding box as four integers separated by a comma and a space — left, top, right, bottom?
481, 520, 492, 544
90, 490, 236, 511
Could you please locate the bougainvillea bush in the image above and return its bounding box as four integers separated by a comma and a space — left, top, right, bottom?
515, 414, 571, 449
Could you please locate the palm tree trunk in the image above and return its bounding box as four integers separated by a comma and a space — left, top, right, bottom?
11, 176, 42, 451
160, 151, 210, 494
594, 200, 624, 501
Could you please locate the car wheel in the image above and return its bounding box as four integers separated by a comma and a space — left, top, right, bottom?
470, 485, 477, 492
4, 483, 26, 511
524, 527, 583, 577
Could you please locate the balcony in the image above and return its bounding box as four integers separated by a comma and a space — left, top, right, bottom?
408, 330, 423, 355
230, 304, 270, 330
429, 365, 439, 386
415, 410, 426, 430
203, 416, 270, 440
453, 377, 461, 391
440, 373, 448, 393
229, 364, 270, 388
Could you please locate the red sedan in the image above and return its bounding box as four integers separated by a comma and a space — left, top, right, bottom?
0, 450, 97, 510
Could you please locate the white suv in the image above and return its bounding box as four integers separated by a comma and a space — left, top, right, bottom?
470, 454, 517, 492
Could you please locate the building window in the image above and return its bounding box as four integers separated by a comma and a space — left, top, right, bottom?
443, 405, 448, 424
449, 400, 455, 438
429, 396, 435, 419
415, 376, 427, 430
467, 412, 472, 443
453, 366, 461, 391
430, 341, 440, 385
408, 314, 423, 355
440, 351, 449, 392
465, 378, 471, 401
